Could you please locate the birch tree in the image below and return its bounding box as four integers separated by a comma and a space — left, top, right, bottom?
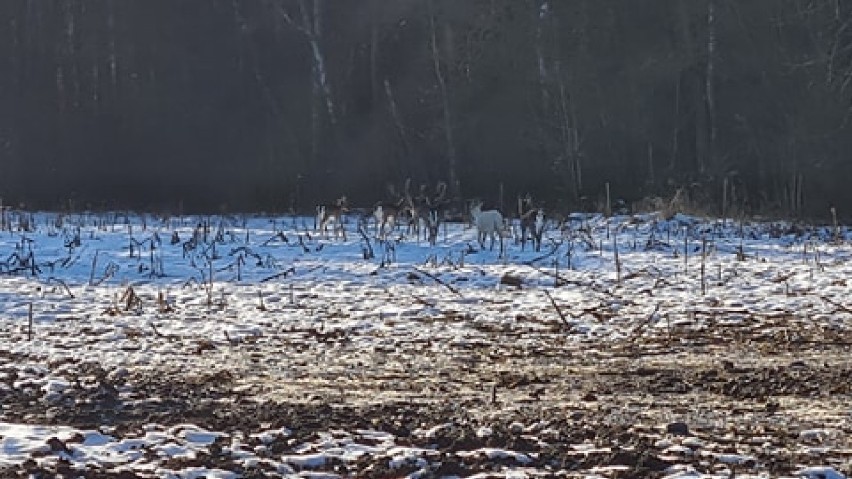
427, 0, 460, 200
268, 0, 336, 165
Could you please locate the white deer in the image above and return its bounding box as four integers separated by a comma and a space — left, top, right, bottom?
470, 200, 505, 253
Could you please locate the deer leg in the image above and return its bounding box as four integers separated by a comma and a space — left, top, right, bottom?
380, 216, 390, 240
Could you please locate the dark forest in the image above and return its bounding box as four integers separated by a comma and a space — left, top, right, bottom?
1, 0, 851, 217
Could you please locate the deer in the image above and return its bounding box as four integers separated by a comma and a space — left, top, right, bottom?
373, 179, 412, 239
418, 181, 449, 245
470, 200, 505, 254
518, 194, 545, 252
408, 183, 429, 240
316, 195, 348, 240
401, 179, 421, 238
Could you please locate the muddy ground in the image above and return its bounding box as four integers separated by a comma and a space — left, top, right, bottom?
2, 319, 850, 478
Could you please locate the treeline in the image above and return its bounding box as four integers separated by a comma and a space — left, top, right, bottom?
0, 1, 850, 217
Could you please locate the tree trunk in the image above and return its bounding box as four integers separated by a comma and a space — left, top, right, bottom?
384, 78, 411, 168
64, 0, 80, 109
695, 70, 708, 174
648, 142, 655, 186
669, 76, 680, 172
370, 7, 380, 106
299, 0, 335, 125
428, 0, 459, 200
535, 1, 550, 111
107, 0, 118, 91
270, 0, 337, 168
557, 73, 582, 201
706, 0, 717, 174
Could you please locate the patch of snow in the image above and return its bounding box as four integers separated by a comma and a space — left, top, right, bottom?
797, 466, 847, 479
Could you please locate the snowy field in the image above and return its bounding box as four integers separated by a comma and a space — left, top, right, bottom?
0, 210, 850, 478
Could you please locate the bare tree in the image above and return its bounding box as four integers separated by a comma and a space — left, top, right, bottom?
427, 0, 460, 201
268, 0, 336, 165
706, 0, 717, 174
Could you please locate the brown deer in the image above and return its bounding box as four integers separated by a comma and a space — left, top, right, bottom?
419, 181, 449, 245
518, 193, 545, 252
316, 196, 348, 240
374, 179, 412, 239
401, 179, 421, 238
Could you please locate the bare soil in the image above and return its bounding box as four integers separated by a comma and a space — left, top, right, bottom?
2, 322, 851, 478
